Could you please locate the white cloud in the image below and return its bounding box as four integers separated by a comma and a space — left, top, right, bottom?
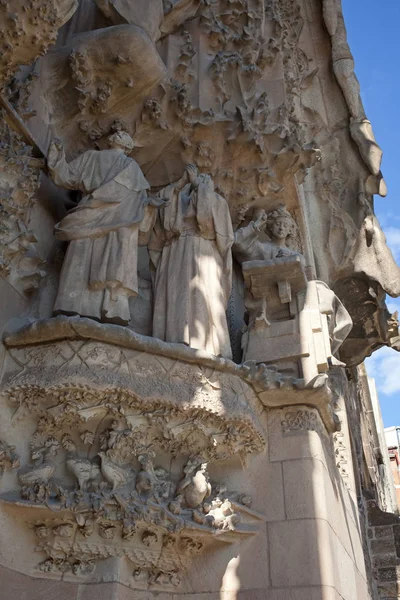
387, 299, 400, 315
366, 346, 400, 396
383, 226, 400, 261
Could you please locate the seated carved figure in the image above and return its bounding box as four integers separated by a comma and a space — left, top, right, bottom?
233, 205, 300, 265
48, 132, 165, 325
233, 205, 304, 330
232, 205, 352, 383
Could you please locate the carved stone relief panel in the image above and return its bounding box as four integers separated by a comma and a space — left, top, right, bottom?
0, 326, 268, 584
13, 0, 319, 208
0, 0, 77, 87
0, 111, 45, 293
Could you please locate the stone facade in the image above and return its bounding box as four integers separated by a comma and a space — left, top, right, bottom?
0, 1, 399, 599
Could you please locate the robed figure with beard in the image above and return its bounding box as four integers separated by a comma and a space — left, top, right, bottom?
48, 131, 164, 325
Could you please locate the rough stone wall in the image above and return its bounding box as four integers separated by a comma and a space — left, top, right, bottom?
368, 501, 400, 600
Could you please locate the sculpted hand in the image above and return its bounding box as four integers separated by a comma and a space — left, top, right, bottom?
48, 138, 64, 166
175, 169, 189, 191
253, 210, 267, 231
276, 247, 291, 258
185, 164, 199, 187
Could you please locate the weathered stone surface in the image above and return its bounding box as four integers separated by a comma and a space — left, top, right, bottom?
371, 538, 397, 556
373, 554, 399, 569
375, 525, 395, 539
0, 0, 399, 598
368, 502, 400, 527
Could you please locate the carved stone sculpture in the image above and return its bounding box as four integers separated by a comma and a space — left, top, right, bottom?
322, 0, 386, 196
149, 165, 234, 358
48, 132, 165, 325
234, 205, 305, 329
0, 440, 19, 476
0, 111, 45, 292
334, 214, 400, 364
0, 0, 77, 87
177, 459, 212, 509
233, 205, 351, 382
234, 205, 300, 265
1, 0, 399, 596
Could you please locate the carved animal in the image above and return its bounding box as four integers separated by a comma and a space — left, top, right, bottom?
98, 452, 134, 491
62, 438, 101, 491
168, 494, 183, 515
192, 508, 207, 525
66, 455, 101, 491
135, 453, 168, 496
209, 499, 240, 531
177, 462, 212, 509
18, 440, 59, 487
135, 454, 157, 494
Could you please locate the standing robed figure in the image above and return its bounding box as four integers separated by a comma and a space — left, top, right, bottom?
48, 131, 164, 325
149, 165, 234, 358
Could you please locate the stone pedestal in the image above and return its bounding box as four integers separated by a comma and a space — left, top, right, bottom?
0, 402, 371, 599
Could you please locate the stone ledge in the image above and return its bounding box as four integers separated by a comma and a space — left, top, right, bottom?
3, 316, 338, 433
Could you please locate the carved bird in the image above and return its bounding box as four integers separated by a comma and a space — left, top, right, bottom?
135, 452, 162, 496
98, 452, 134, 491
63, 439, 101, 491
177, 461, 212, 509
18, 439, 59, 487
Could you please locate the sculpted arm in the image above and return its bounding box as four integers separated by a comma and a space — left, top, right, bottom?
47, 138, 83, 190
234, 211, 266, 251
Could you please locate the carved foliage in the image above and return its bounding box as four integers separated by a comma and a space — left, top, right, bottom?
0, 0, 77, 86
7, 411, 259, 583
0, 440, 20, 475
281, 408, 324, 435
0, 111, 45, 291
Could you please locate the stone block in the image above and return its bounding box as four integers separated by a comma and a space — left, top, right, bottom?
282, 456, 366, 574
373, 554, 399, 569
268, 408, 328, 464
269, 520, 324, 588
236, 591, 267, 600
393, 524, 400, 558
378, 567, 400, 583
371, 538, 396, 555
283, 457, 332, 521
78, 583, 174, 600
355, 568, 371, 600
186, 534, 269, 593
368, 502, 400, 527
268, 586, 344, 599
375, 525, 395, 539
0, 565, 78, 600
269, 518, 361, 599
378, 581, 400, 598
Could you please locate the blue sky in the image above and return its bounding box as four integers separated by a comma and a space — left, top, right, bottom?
342, 0, 400, 426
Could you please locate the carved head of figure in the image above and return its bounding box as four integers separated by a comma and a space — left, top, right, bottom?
266, 205, 297, 247
107, 131, 134, 154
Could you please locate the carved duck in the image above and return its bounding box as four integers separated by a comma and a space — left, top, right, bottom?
62, 437, 101, 491
18, 439, 59, 486
177, 461, 212, 509
98, 452, 134, 491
